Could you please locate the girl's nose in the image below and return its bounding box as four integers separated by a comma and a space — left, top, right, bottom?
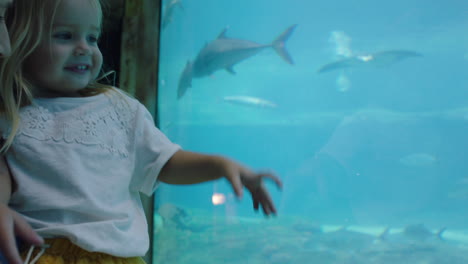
73, 40, 91, 56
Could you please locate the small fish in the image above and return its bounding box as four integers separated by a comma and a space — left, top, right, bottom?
317, 50, 422, 73
403, 224, 446, 241
223, 95, 277, 108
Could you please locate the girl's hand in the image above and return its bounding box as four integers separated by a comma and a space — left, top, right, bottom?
0, 204, 43, 264
222, 160, 283, 216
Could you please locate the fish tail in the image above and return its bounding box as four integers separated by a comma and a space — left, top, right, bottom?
177, 60, 193, 99
272, 24, 297, 65
436, 227, 447, 240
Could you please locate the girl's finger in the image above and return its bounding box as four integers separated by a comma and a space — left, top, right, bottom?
253, 199, 259, 211
225, 171, 243, 198
259, 173, 283, 189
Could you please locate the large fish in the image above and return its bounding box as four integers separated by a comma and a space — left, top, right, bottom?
178, 24, 297, 99
317, 50, 422, 73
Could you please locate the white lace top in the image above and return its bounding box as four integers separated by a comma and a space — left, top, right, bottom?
0, 89, 180, 257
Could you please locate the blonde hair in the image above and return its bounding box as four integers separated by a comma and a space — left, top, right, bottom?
0, 0, 111, 153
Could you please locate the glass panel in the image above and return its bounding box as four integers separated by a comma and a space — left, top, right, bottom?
155, 0, 468, 263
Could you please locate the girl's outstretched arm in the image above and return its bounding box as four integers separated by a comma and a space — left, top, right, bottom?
158, 150, 282, 215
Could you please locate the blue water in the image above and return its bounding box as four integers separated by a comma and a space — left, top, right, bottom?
155, 0, 468, 263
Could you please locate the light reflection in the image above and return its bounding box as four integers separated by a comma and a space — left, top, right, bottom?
211, 192, 226, 205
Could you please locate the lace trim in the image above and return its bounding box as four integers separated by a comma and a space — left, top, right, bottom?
15, 96, 136, 157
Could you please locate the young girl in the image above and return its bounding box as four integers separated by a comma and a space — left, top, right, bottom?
0, 0, 282, 264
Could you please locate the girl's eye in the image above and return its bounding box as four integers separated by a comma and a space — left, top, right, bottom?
53, 32, 72, 40
88, 35, 99, 43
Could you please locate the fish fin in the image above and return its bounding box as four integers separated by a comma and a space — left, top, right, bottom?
226, 66, 236, 75
378, 227, 390, 241
217, 27, 229, 39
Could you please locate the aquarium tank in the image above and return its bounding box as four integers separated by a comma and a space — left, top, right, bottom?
153, 0, 468, 263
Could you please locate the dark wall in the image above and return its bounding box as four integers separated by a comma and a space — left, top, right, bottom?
99, 0, 125, 87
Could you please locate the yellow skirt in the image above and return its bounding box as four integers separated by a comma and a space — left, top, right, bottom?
20, 238, 146, 264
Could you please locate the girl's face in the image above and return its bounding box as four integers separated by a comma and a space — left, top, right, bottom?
24, 0, 103, 97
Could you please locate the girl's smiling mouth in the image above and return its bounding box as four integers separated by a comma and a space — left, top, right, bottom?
65, 64, 91, 73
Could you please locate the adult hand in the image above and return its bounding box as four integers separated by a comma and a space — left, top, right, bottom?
0, 204, 43, 264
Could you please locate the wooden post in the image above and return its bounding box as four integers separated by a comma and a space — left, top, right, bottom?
120, 1, 162, 263
121, 0, 161, 113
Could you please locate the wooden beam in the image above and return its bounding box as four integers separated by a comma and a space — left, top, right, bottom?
120, 1, 162, 263
120, 0, 161, 113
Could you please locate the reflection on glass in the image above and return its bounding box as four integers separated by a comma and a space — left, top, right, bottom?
155, 0, 468, 263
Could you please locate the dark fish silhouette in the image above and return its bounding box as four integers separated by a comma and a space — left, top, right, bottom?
178, 24, 297, 99
317, 50, 422, 73
157, 203, 209, 232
